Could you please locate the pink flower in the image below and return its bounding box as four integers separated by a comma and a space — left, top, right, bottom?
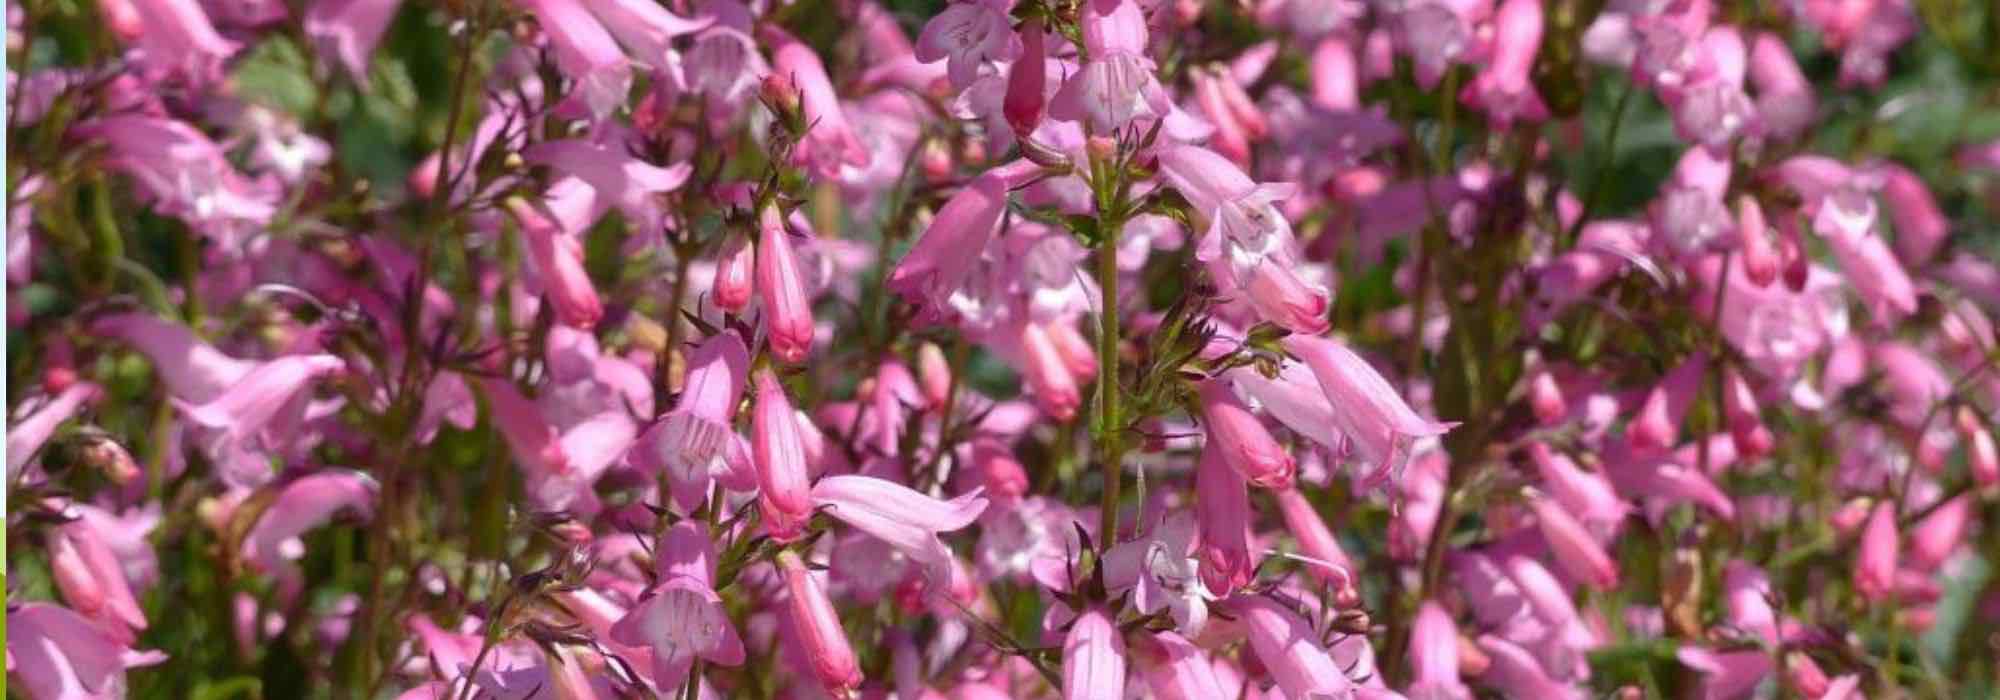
1233, 594, 1354, 699
7, 382, 102, 478
1195, 441, 1254, 595
778, 550, 864, 696
123, 0, 238, 82
765, 28, 869, 178
610, 522, 745, 689
1748, 32, 1815, 139
638, 331, 751, 510
1062, 607, 1127, 700
685, 26, 767, 109
508, 196, 604, 329
1823, 226, 1918, 324
811, 474, 987, 585
1526, 488, 1619, 589
1478, 635, 1582, 700
303, 0, 398, 83
915, 0, 1020, 89
173, 354, 345, 461
73, 116, 275, 240
1408, 601, 1471, 700
1273, 487, 1357, 589
887, 162, 1036, 323
1019, 321, 1083, 422
917, 342, 953, 408
1854, 501, 1898, 601
524, 138, 692, 220
7, 602, 168, 700
578, 0, 710, 73
48, 514, 149, 643
1677, 646, 1773, 700
1134, 631, 1227, 700
1459, 0, 1550, 130
516, 0, 631, 120
753, 370, 814, 541
1871, 162, 1948, 266
1736, 195, 1780, 287
1156, 145, 1328, 334
1197, 379, 1296, 489
1005, 18, 1048, 136
713, 235, 756, 313
1048, 0, 1171, 133
242, 471, 378, 585
1281, 334, 1456, 484
1527, 442, 1629, 532
756, 205, 815, 364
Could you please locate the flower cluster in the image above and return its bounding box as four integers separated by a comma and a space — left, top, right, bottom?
6, 0, 1999, 697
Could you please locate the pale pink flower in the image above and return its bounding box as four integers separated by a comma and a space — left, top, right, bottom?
508, 195, 604, 329
1198, 379, 1296, 490
241, 471, 378, 587
765, 28, 869, 178
1273, 487, 1357, 589
1048, 0, 1171, 133
7, 602, 168, 700
303, 0, 399, 83
610, 522, 745, 689
578, 0, 710, 72
8, 382, 103, 478
517, 0, 632, 120
1133, 631, 1227, 700
73, 116, 276, 240
1061, 607, 1127, 700
1459, 0, 1550, 130
173, 354, 345, 462
1233, 594, 1354, 699
638, 331, 751, 510
1854, 501, 1898, 601
756, 205, 815, 364
915, 0, 1020, 89
812, 474, 987, 585
1194, 441, 1254, 596
1282, 334, 1456, 484
753, 370, 814, 540
1526, 488, 1618, 589
123, 0, 238, 82
1408, 601, 1471, 700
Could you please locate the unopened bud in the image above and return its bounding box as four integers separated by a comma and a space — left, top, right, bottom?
79, 437, 141, 485
1086, 135, 1118, 164
761, 73, 803, 123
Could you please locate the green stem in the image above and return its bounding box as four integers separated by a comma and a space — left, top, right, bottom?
1095, 218, 1124, 544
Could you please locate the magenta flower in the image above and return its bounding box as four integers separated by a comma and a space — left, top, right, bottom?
303, 0, 399, 83
7, 382, 102, 478
1408, 601, 1471, 700
887, 165, 1018, 323
172, 354, 345, 463
1282, 334, 1456, 484
1854, 500, 1899, 602
1525, 488, 1619, 589
73, 116, 275, 240
1061, 607, 1127, 700
241, 471, 378, 586
1273, 487, 1357, 588
507, 196, 604, 329
48, 514, 149, 643
123, 0, 237, 82
1004, 18, 1048, 136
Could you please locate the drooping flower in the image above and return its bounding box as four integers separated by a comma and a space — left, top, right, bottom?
811, 474, 988, 586
756, 204, 815, 364
915, 0, 1020, 89
753, 370, 814, 540
1232, 594, 1354, 699
1047, 0, 1172, 133
1281, 334, 1455, 484
778, 550, 864, 696
1061, 607, 1127, 700
637, 330, 751, 510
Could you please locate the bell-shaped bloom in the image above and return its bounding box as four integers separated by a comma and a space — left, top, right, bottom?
7, 382, 102, 478
8, 602, 168, 700
611, 521, 745, 689
303, 0, 399, 82
1854, 501, 1899, 602
49, 514, 149, 643
1394, 1, 1472, 88
1282, 334, 1455, 484
1018, 321, 1083, 422
174, 354, 344, 459
915, 0, 1020, 89
1526, 488, 1618, 589
685, 25, 767, 111
1157, 145, 1328, 333
242, 471, 378, 585
1678, 646, 1773, 700
753, 371, 814, 540
1719, 368, 1773, 458
1477, 635, 1581, 700
1527, 442, 1629, 532
1748, 32, 1814, 140
713, 236, 755, 313
1226, 363, 1344, 454
917, 342, 953, 408
887, 163, 1026, 323
1102, 514, 1213, 634
1273, 487, 1356, 588
1134, 631, 1226, 700
1062, 607, 1127, 700
1822, 227, 1917, 324
579, 0, 710, 72
1005, 18, 1048, 136
1408, 601, 1471, 700
1871, 162, 1948, 266
1048, 0, 1171, 133
1459, 0, 1550, 130
756, 205, 815, 364
73, 116, 275, 239
1504, 555, 1597, 655
124, 0, 238, 82
765, 28, 869, 178
1909, 494, 1970, 570
811, 474, 987, 585
1194, 442, 1254, 596
778, 551, 864, 696
516, 0, 631, 120
639, 331, 751, 510
524, 139, 691, 219
1233, 595, 1353, 699
1197, 380, 1295, 489
508, 196, 604, 329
